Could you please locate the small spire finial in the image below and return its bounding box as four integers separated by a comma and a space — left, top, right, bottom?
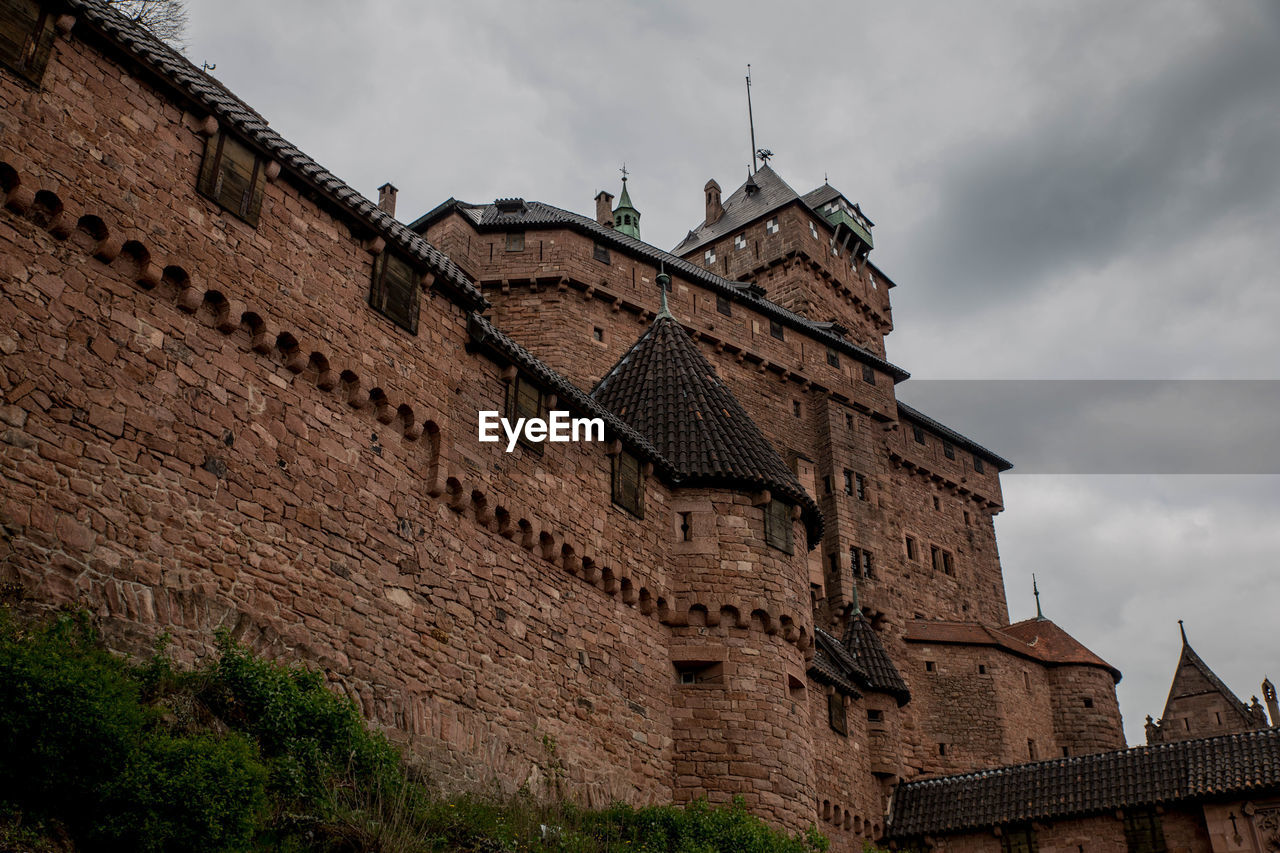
1179, 619, 1187, 645
655, 264, 672, 319
1033, 574, 1043, 620
620, 162, 629, 183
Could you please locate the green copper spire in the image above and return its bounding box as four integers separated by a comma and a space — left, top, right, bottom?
613, 164, 641, 240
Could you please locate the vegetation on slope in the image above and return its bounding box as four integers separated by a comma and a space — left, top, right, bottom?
0, 610, 835, 853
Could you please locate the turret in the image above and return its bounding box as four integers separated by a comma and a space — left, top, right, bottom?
612, 175, 641, 239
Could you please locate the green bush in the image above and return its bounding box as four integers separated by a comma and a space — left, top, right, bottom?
200, 631, 400, 807
0, 612, 267, 852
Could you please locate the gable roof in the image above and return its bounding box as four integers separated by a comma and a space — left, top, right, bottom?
1161, 637, 1257, 728
886, 728, 1280, 840
411, 197, 909, 383
64, 0, 483, 313
590, 313, 822, 544
672, 165, 807, 255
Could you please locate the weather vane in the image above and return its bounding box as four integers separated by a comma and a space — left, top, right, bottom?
619, 163, 629, 182
757, 148, 773, 165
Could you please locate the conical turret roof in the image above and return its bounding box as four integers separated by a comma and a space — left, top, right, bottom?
591, 312, 821, 544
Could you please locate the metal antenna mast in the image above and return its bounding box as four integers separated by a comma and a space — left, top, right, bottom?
746, 65, 757, 175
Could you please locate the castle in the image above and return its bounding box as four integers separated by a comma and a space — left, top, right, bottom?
2, 2, 1278, 851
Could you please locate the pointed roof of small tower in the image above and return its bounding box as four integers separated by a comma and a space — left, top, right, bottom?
1159, 622, 1257, 727
613, 173, 641, 240
842, 614, 911, 705
1003, 617, 1122, 682
591, 294, 821, 543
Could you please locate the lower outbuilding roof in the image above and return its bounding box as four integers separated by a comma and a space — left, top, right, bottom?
885, 727, 1280, 840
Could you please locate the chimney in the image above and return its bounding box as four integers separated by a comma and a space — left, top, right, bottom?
378, 182, 398, 218
595, 191, 614, 228
704, 179, 723, 225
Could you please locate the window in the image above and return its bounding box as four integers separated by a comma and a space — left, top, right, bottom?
827, 693, 847, 735
933, 496, 941, 511
1000, 825, 1038, 853
1027, 739, 1037, 760
505, 232, 525, 251
1083, 697, 1094, 709
974, 455, 985, 474
769, 319, 784, 340
809, 221, 819, 239
612, 450, 644, 517
855, 474, 867, 501
862, 363, 875, 385
943, 441, 955, 460
675, 661, 724, 686
938, 743, 947, 756
930, 545, 941, 572
964, 511, 971, 526
734, 233, 747, 250
368, 251, 421, 333
942, 551, 954, 575
197, 132, 266, 226
766, 217, 779, 234
704, 248, 716, 265
978, 664, 987, 674
592, 326, 604, 342
843, 469, 854, 496
593, 242, 610, 263
792, 400, 802, 418
924, 661, 935, 672
861, 549, 873, 579
1123, 809, 1167, 853
823, 475, 833, 495
912, 426, 926, 445
0, 0, 54, 84
826, 347, 840, 368
764, 499, 793, 554
905, 535, 917, 561
679, 511, 692, 541
867, 709, 884, 724
716, 294, 732, 316
845, 413, 854, 429
506, 374, 544, 452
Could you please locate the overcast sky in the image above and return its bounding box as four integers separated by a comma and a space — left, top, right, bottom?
180, 0, 1280, 746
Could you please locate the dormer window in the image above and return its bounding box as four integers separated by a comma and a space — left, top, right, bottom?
611, 449, 644, 518
0, 0, 55, 85
704, 248, 716, 265
368, 251, 420, 334
764, 499, 793, 554
198, 132, 266, 226
734, 233, 747, 250
766, 217, 779, 235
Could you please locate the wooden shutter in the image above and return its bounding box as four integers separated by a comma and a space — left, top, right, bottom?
0, 0, 54, 84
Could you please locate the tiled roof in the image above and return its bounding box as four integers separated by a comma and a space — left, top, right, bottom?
799, 184, 844, 212
466, 314, 669, 477
672, 165, 808, 255
886, 728, 1280, 839
410, 198, 909, 382
65, 0, 484, 313
905, 618, 1121, 683
810, 629, 865, 698
896, 401, 1014, 471
843, 616, 911, 705
590, 314, 822, 544
1003, 618, 1121, 680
